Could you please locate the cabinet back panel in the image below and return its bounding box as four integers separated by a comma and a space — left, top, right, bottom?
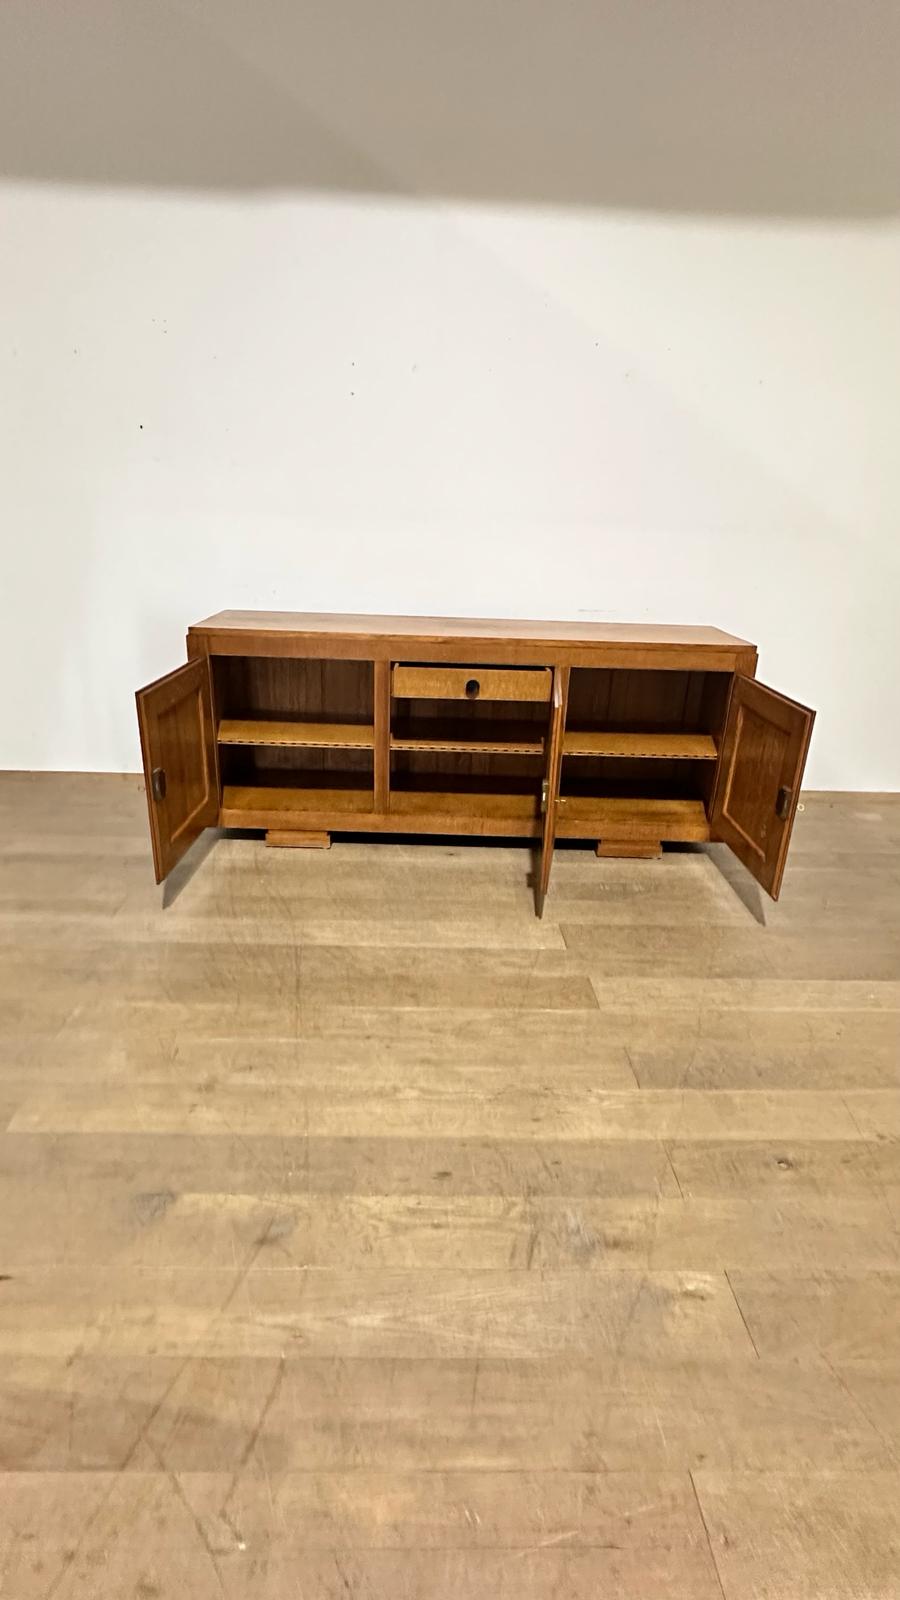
567, 669, 731, 732
393, 697, 547, 731
561, 755, 709, 801
219, 746, 373, 781
392, 751, 544, 784
214, 657, 373, 723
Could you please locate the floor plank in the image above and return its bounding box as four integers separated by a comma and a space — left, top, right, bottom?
6, 1084, 865, 1140
4, 1188, 895, 1273
668, 1138, 900, 1205
727, 1270, 900, 1363
0, 1471, 725, 1600
0, 1264, 753, 1360
693, 1471, 900, 1600
0, 1354, 890, 1473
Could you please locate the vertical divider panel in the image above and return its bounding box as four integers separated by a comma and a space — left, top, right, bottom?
374, 659, 391, 812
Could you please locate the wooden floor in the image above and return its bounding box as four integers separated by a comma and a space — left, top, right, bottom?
1, 773, 899, 1599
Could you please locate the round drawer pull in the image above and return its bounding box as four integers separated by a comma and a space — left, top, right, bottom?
465, 678, 480, 699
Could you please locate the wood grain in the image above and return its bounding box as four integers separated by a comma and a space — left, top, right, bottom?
0, 775, 898, 1599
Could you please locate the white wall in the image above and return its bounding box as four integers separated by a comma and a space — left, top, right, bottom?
2, 1, 899, 787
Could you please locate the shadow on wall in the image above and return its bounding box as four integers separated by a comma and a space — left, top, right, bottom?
1, 0, 898, 217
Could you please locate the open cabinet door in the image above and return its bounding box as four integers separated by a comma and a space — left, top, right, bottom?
535, 667, 570, 918
136, 659, 218, 883
711, 675, 814, 900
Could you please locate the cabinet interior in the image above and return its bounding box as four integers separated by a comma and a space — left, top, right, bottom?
390, 677, 547, 799
561, 667, 731, 808
212, 657, 732, 826
214, 657, 374, 798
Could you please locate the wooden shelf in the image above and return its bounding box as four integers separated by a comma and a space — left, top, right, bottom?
391, 719, 543, 756
219, 718, 374, 750
220, 783, 541, 835
557, 795, 710, 841
563, 730, 718, 760
220, 782, 709, 842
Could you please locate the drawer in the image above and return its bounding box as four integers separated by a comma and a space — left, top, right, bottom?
392, 664, 552, 703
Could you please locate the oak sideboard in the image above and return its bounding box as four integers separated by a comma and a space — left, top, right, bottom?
136, 611, 815, 914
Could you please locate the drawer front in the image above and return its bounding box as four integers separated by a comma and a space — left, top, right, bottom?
392, 664, 552, 703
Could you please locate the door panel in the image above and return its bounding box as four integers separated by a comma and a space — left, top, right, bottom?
136, 658, 218, 883
535, 666, 570, 917
711, 675, 814, 900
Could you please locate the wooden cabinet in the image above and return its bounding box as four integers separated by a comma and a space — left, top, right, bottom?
136, 612, 814, 913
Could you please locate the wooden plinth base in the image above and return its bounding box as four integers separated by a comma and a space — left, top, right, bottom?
596, 839, 662, 859
266, 830, 331, 849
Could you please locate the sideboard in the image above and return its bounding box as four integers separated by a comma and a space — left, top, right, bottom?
136, 611, 814, 914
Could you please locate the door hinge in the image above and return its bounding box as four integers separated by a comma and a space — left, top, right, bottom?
541, 779, 549, 815
151, 767, 167, 802
775, 785, 792, 820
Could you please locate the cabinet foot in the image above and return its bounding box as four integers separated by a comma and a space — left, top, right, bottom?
266, 830, 332, 849
596, 839, 662, 859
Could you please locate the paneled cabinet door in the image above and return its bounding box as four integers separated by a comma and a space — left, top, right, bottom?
135, 658, 218, 883
535, 666, 570, 917
711, 675, 815, 900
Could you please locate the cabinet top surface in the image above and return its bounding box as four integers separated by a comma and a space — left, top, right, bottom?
191, 610, 754, 650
